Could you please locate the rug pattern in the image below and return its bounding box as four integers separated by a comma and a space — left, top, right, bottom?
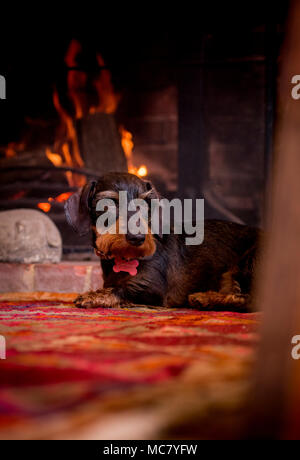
0, 301, 260, 439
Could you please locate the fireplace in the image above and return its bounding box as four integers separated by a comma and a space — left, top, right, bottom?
0, 37, 179, 259
0, 8, 287, 259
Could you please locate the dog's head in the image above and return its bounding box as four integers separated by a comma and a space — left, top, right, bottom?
65, 172, 161, 261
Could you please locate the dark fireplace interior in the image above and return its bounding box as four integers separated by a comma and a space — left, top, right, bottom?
0, 4, 288, 259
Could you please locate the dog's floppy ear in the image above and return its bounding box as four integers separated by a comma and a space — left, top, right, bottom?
64, 181, 97, 236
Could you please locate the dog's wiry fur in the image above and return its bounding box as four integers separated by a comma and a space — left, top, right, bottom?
65, 172, 260, 311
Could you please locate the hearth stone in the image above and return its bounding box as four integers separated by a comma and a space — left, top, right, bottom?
0, 262, 102, 293
0, 209, 62, 263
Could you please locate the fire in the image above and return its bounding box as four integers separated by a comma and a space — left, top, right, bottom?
49, 192, 73, 203
91, 54, 121, 114
137, 165, 148, 177
120, 126, 135, 172
45, 148, 63, 167
5, 145, 16, 158
120, 126, 148, 177
47, 89, 86, 188
5, 142, 25, 158
44, 39, 148, 193
52, 90, 84, 169
64, 40, 120, 118
63, 41, 147, 176
38, 192, 73, 213
37, 203, 51, 213
65, 40, 87, 119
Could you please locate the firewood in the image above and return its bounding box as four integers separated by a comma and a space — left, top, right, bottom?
0, 149, 68, 185
76, 113, 127, 174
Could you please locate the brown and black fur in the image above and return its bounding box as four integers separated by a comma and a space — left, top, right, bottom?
65, 172, 260, 311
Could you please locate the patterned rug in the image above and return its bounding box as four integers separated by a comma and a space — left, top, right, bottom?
0, 300, 261, 439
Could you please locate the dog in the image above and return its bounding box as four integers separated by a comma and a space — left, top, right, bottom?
65, 172, 260, 311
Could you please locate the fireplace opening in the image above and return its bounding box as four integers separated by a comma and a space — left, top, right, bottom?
0, 8, 287, 259
0, 38, 174, 259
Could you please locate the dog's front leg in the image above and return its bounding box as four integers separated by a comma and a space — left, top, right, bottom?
75, 288, 122, 309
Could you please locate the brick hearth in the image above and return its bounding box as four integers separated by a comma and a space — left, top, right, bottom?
0, 262, 103, 293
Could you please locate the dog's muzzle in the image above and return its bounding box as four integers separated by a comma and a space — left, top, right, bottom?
126, 232, 146, 247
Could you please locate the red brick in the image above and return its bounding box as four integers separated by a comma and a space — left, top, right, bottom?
91, 264, 103, 290
34, 263, 86, 293
0, 263, 35, 292
0, 262, 104, 294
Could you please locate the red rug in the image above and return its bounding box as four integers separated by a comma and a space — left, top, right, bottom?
0, 301, 260, 439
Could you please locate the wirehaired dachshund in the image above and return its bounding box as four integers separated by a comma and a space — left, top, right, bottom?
65, 172, 260, 311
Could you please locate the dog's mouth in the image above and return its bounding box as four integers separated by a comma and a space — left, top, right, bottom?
94, 250, 140, 276
113, 257, 139, 276
93, 231, 157, 266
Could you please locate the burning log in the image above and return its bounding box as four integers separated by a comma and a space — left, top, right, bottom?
76, 113, 127, 174
0, 149, 68, 187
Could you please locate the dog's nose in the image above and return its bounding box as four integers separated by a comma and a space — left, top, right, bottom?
126, 233, 145, 246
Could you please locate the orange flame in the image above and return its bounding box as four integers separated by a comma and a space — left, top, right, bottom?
6, 40, 148, 188
120, 126, 135, 172
38, 192, 73, 213
37, 203, 51, 213
120, 126, 148, 177
52, 90, 84, 169
49, 89, 86, 188
49, 192, 73, 203
65, 40, 87, 119
52, 48, 86, 188
137, 165, 148, 177
46, 40, 148, 185
63, 42, 146, 175
90, 54, 121, 114
45, 148, 63, 167
5, 142, 25, 158
6, 145, 16, 158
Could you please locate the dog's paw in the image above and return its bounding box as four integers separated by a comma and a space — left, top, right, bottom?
75, 288, 121, 309
188, 291, 250, 311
